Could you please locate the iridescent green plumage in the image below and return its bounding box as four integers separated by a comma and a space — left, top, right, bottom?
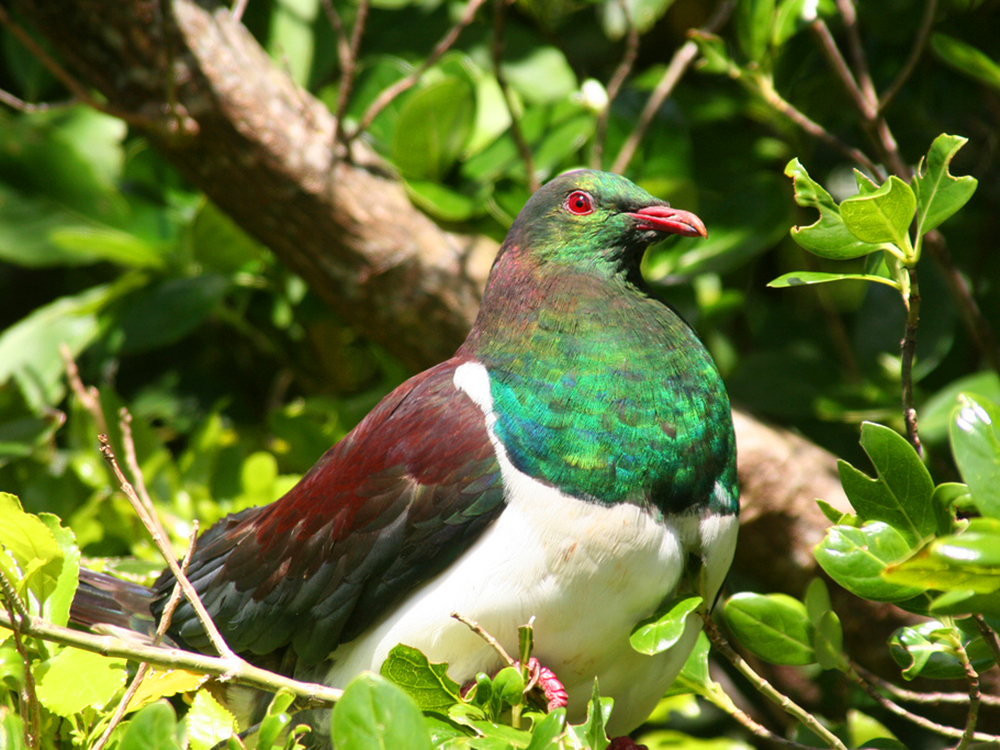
460, 170, 738, 517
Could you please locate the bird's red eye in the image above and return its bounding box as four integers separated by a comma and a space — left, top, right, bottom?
565, 190, 594, 215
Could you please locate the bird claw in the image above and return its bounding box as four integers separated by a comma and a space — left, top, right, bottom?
517, 657, 568, 712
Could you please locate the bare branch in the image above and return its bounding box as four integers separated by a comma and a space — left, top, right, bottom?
612, 0, 735, 174
879, 0, 938, 112
492, 0, 538, 191
332, 0, 370, 151
591, 0, 640, 169
0, 608, 343, 705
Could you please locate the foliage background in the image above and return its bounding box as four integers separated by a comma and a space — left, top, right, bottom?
1, 0, 1000, 747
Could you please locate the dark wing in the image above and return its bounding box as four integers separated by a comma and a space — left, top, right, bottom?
152, 357, 505, 664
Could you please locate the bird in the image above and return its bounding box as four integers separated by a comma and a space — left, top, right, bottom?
72, 169, 739, 745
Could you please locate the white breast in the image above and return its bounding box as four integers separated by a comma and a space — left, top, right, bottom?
320, 361, 738, 735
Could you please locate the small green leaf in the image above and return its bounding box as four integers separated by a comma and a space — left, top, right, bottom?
525, 708, 566, 750
34, 647, 126, 716
331, 673, 432, 750
691, 31, 735, 75
804, 578, 831, 626
816, 498, 856, 526
839, 176, 916, 255
889, 621, 996, 680
630, 595, 703, 655
929, 589, 1000, 618
565, 680, 611, 750
380, 644, 462, 713
666, 632, 711, 695
767, 271, 899, 289
404, 180, 481, 222
814, 522, 925, 602
490, 666, 525, 715
785, 158, 875, 259
950, 393, 1000, 519
257, 690, 296, 750
837, 422, 936, 545
814, 610, 847, 671
185, 689, 237, 750
724, 593, 814, 666
118, 701, 182, 750
931, 33, 1000, 91
913, 134, 978, 236
884, 524, 1000, 595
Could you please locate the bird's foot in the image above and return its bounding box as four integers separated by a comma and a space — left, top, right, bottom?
607, 738, 648, 750
518, 657, 568, 712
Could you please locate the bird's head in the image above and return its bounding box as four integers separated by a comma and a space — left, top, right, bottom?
497, 169, 707, 274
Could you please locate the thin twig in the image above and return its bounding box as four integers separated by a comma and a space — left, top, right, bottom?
847, 666, 997, 743
492, 0, 538, 191
612, 0, 735, 174
900, 267, 923, 455
591, 0, 640, 169
0, 89, 76, 113
98, 435, 237, 662
701, 614, 849, 750
451, 611, 516, 667
347, 0, 488, 143
0, 6, 150, 129
853, 663, 1000, 706
879, 0, 938, 112
91, 525, 201, 750
834, 0, 877, 107
119, 408, 170, 544
697, 679, 820, 749
0, 608, 343, 705
810, 19, 873, 118
972, 614, 1000, 669
951, 633, 982, 750
0, 570, 42, 749
230, 0, 250, 23
331, 0, 370, 150
61, 344, 109, 436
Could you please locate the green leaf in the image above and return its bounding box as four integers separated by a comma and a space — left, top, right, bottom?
884, 522, 1000, 594
525, 708, 566, 750
785, 158, 875, 259
392, 76, 475, 181
185, 689, 237, 750
0, 493, 78, 625
691, 31, 735, 75
773, 0, 816, 46
803, 578, 831, 626
724, 592, 815, 666
814, 610, 846, 671
630, 595, 703, 655
919, 371, 1000, 444
913, 134, 978, 236
949, 393, 1000, 519
837, 422, 936, 545
501, 43, 577, 105
814, 522, 925, 602
816, 498, 856, 525
929, 588, 1000, 618
665, 631, 711, 695
267, 0, 318, 85
839, 176, 916, 254
404, 180, 482, 222
737, 0, 776, 62
118, 701, 182, 750
256, 690, 296, 750
380, 644, 462, 713
767, 271, 900, 289
601, 0, 675, 38
931, 33, 1000, 91
565, 680, 611, 750
34, 647, 126, 716
888, 621, 996, 680
49, 226, 165, 270
490, 666, 525, 715
331, 673, 432, 750
118, 275, 231, 354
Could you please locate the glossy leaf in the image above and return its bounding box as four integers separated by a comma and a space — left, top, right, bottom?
331, 673, 432, 750
185, 689, 237, 750
918, 370, 1000, 444
34, 647, 126, 716
950, 393, 1000, 518
380, 644, 462, 713
565, 680, 611, 750
889, 621, 996, 680
724, 592, 814, 666
931, 33, 1000, 91
837, 422, 936, 545
404, 179, 481, 222
767, 271, 899, 289
814, 522, 925, 602
255, 689, 296, 750
929, 588, 1000, 618
884, 523, 1000, 594
804, 578, 831, 626
814, 610, 847, 671
118, 701, 182, 750
736, 0, 776, 62
630, 595, 703, 655
839, 176, 915, 253
785, 158, 874, 259
525, 708, 566, 750
913, 134, 978, 236
391, 76, 475, 181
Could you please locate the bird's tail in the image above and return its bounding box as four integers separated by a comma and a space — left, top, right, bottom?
71, 568, 159, 643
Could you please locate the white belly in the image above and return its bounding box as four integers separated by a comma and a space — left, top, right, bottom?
318, 360, 738, 735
